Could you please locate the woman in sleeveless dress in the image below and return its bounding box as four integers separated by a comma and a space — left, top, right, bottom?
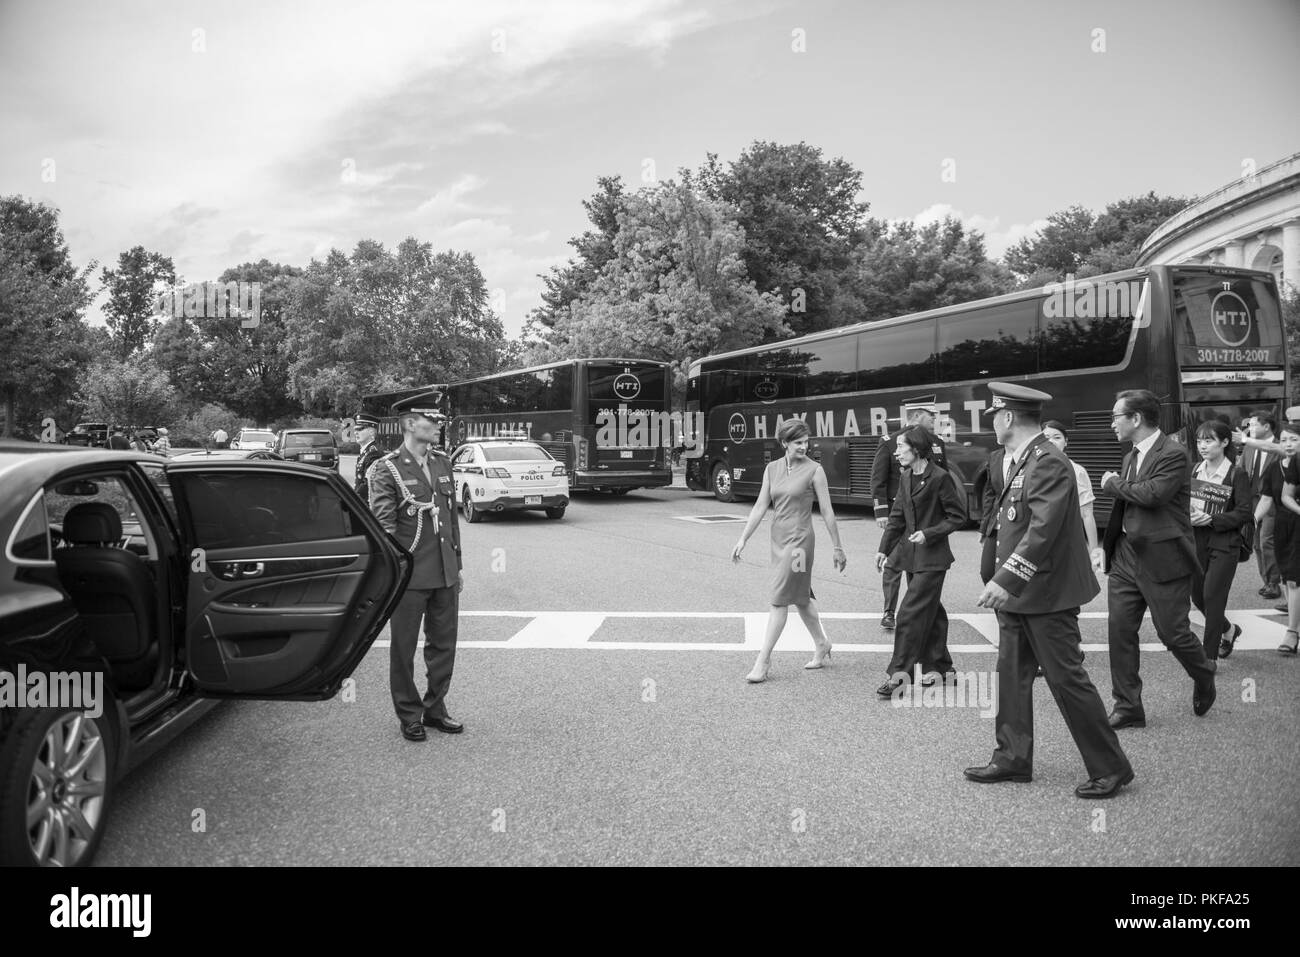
731, 419, 846, 682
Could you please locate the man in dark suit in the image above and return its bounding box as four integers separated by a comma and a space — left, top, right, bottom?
369, 392, 465, 742
1098, 389, 1217, 727
967, 382, 1133, 799
871, 400, 949, 630
353, 412, 383, 505
973, 446, 1006, 585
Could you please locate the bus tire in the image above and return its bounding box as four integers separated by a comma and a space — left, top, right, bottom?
462, 488, 483, 524
711, 462, 736, 503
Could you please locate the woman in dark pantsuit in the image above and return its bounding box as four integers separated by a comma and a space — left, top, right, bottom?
874, 427, 968, 697
1188, 420, 1253, 659
1272, 420, 1300, 655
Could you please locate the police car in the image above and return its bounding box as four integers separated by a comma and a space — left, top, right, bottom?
450, 438, 569, 522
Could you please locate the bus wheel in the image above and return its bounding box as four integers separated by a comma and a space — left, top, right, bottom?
462, 489, 483, 524
712, 463, 736, 503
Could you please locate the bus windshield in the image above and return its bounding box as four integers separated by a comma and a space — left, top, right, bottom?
1173, 270, 1283, 367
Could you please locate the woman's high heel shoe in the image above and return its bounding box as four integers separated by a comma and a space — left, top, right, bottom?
1280, 630, 1299, 656
804, 643, 833, 669
745, 660, 771, 683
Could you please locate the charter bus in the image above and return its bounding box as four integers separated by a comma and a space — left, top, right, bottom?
358, 384, 449, 451
685, 265, 1286, 528
444, 358, 673, 493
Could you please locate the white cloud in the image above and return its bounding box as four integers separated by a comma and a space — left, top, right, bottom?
908, 203, 1047, 259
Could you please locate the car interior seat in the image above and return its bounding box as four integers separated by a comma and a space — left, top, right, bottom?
54, 502, 158, 690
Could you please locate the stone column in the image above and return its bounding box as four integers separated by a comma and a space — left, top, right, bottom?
1224, 239, 1245, 268
1283, 219, 1300, 295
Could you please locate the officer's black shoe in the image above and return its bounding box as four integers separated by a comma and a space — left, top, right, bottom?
401, 721, 427, 742
963, 763, 1031, 784
1193, 673, 1217, 717
1107, 710, 1146, 730
423, 713, 465, 734
1075, 768, 1134, 799
880, 612, 896, 630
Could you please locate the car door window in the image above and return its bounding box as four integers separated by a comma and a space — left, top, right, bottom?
137, 462, 179, 527
44, 474, 158, 558
8, 491, 53, 563
174, 471, 354, 548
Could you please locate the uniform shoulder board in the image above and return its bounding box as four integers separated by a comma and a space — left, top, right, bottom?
381, 450, 400, 460
431, 448, 450, 458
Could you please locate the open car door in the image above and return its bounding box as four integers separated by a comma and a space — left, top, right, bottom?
165, 460, 411, 700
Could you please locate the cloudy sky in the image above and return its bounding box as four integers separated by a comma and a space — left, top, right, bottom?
2, 0, 1297, 336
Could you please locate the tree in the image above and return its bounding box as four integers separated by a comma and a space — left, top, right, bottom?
0, 196, 96, 437
847, 216, 1014, 321
525, 176, 628, 336
698, 141, 870, 337
101, 246, 176, 359
1004, 192, 1190, 286
150, 260, 303, 425
280, 240, 509, 414
526, 180, 789, 398
78, 355, 179, 427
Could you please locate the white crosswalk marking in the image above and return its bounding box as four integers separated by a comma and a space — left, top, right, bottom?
369, 609, 1293, 651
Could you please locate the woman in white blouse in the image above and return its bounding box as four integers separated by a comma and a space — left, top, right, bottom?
1042, 421, 1098, 555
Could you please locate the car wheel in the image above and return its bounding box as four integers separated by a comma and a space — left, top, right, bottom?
545, 506, 566, 520
712, 462, 736, 503
0, 705, 117, 867
462, 488, 483, 523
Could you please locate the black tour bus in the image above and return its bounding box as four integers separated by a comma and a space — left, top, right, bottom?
444, 359, 673, 493
685, 265, 1286, 528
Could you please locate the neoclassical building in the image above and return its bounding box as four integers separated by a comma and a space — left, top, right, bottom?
1138, 151, 1300, 294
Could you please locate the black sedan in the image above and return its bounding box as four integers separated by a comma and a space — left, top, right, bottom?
0, 441, 411, 866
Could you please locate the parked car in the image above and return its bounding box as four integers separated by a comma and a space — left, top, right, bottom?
275, 429, 339, 471
231, 429, 277, 451
450, 439, 569, 522
170, 448, 284, 462
63, 423, 109, 448
0, 439, 410, 865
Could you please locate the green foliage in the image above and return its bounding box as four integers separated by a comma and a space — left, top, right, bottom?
525, 179, 789, 399
100, 246, 176, 359
0, 196, 97, 437
848, 216, 1014, 320
280, 239, 507, 415
1005, 192, 1190, 286
78, 355, 180, 428
697, 141, 870, 337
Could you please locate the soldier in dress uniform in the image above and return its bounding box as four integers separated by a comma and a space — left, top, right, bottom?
353, 412, 383, 504
368, 391, 464, 742
966, 382, 1134, 799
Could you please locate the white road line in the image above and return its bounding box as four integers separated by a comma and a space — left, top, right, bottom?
367, 608, 1294, 652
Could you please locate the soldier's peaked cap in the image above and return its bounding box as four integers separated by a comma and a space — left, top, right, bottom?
354, 412, 381, 428
984, 381, 1052, 416
391, 391, 445, 422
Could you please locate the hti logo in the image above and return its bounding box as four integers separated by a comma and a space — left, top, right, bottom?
1210, 288, 1252, 347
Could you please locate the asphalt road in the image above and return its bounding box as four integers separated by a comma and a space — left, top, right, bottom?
95, 461, 1300, 865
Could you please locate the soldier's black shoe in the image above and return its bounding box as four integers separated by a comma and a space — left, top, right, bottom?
880, 612, 896, 630
963, 763, 1031, 784
423, 714, 464, 734
401, 721, 427, 742
1193, 673, 1217, 717
1108, 711, 1146, 729
1075, 768, 1134, 799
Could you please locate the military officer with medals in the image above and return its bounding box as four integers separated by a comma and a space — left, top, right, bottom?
353, 412, 383, 505
368, 392, 465, 742
966, 383, 1134, 799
